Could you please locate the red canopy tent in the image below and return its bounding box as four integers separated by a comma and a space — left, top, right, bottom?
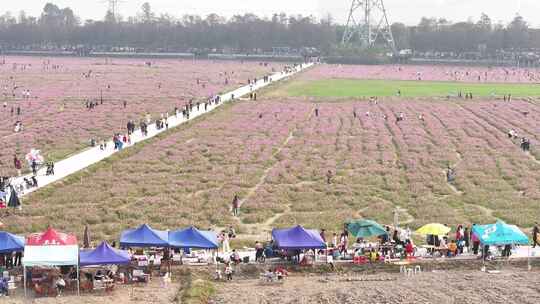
23, 227, 80, 296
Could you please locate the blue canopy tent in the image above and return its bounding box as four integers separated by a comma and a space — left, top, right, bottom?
120, 224, 169, 248
80, 241, 130, 266
0, 231, 25, 253
472, 221, 529, 246
168, 227, 219, 249
271, 225, 326, 250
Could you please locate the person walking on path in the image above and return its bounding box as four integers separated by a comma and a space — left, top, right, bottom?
224, 263, 233, 281
221, 232, 231, 253
31, 160, 38, 176
13, 154, 22, 176
533, 223, 539, 248
232, 194, 240, 216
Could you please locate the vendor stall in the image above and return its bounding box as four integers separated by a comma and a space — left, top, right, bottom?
23, 227, 79, 296
168, 227, 218, 249
120, 224, 169, 248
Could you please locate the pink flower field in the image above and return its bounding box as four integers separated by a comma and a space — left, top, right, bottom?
0, 56, 281, 174
300, 64, 540, 83
9, 93, 540, 240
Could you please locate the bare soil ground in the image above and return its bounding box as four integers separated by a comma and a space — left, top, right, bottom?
213, 269, 540, 304
4, 279, 180, 304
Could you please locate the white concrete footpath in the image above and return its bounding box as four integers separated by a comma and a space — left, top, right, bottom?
10, 62, 314, 197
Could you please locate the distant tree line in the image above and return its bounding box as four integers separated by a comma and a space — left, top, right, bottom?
0, 3, 539, 57
391, 14, 540, 56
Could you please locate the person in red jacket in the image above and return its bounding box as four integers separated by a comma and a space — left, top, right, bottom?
405, 240, 414, 257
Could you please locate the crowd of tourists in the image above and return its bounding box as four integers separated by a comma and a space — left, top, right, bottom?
216, 222, 537, 269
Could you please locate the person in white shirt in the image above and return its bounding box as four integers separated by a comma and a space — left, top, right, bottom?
222, 232, 231, 253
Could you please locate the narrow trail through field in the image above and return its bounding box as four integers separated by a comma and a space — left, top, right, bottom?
469, 203, 496, 219
443, 170, 464, 195
526, 151, 540, 165
353, 207, 370, 219
444, 151, 464, 195
238, 204, 293, 240
230, 108, 315, 236
237, 108, 314, 209
236, 131, 294, 209
375, 196, 415, 226
395, 205, 415, 226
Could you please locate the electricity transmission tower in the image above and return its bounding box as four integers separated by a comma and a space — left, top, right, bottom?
341, 0, 396, 53
102, 0, 124, 20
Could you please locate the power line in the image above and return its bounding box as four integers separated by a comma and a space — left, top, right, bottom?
341, 0, 396, 53
100, 0, 124, 20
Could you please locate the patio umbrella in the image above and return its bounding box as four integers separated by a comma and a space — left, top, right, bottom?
346, 219, 387, 238
472, 221, 528, 246
25, 149, 44, 166
83, 225, 90, 249
416, 223, 451, 236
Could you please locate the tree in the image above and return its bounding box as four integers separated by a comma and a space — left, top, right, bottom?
104, 10, 116, 24
477, 13, 492, 31
140, 2, 154, 23
505, 14, 529, 49
391, 22, 410, 50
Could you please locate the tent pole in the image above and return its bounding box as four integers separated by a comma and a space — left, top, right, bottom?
168, 246, 171, 276
23, 266, 27, 297
77, 264, 80, 296
528, 245, 531, 271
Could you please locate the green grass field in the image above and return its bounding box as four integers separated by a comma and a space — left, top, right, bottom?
283, 79, 540, 97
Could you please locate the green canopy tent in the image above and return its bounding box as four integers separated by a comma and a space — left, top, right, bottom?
346, 219, 388, 238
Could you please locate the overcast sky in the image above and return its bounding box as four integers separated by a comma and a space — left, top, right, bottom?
1, 0, 538, 26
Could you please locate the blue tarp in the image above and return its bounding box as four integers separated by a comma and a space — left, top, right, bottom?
472, 221, 529, 246
80, 241, 130, 266
272, 225, 326, 250
120, 224, 169, 247
0, 231, 25, 253
168, 227, 219, 249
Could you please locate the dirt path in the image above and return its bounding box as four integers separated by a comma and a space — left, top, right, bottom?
228, 108, 314, 237
237, 131, 295, 209
371, 196, 415, 226
442, 150, 465, 195
395, 205, 415, 226
526, 151, 540, 165
237, 204, 293, 240
443, 170, 464, 195
469, 203, 496, 219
